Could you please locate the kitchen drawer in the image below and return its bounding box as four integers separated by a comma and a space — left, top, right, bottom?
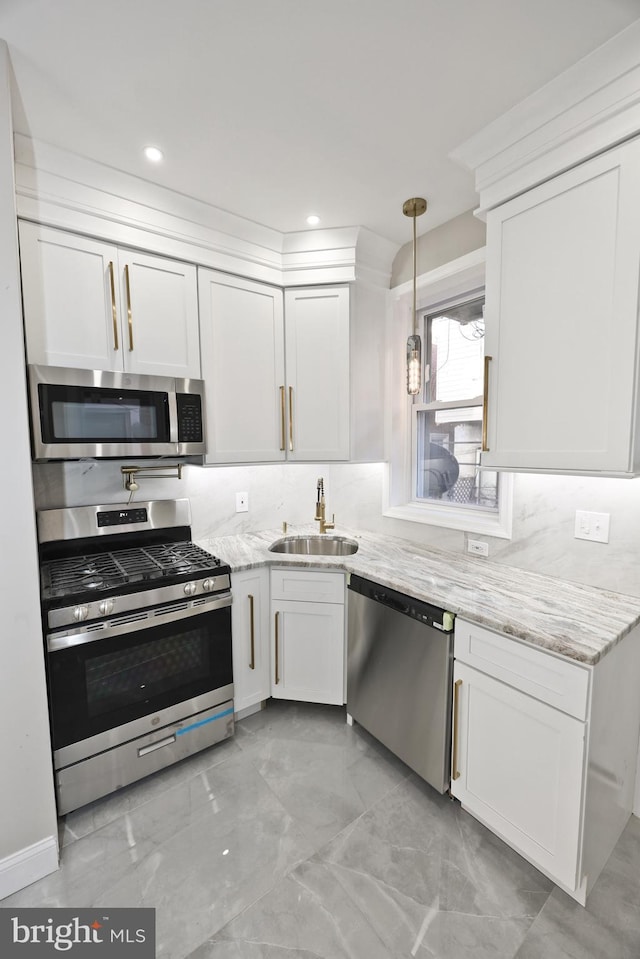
271, 568, 345, 604
454, 619, 591, 720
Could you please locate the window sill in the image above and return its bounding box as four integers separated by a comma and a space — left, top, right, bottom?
383, 496, 512, 539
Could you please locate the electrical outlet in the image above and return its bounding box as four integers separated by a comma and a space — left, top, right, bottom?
467, 539, 489, 557
575, 510, 609, 543
235, 491, 249, 513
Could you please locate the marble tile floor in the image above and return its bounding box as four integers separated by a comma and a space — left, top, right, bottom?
3, 700, 640, 959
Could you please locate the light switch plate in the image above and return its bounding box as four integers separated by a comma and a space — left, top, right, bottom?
236, 492, 249, 513
575, 510, 609, 543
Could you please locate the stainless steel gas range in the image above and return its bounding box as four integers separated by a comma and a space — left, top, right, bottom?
36, 498, 233, 815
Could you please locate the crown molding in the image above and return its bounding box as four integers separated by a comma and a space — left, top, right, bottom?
451, 19, 640, 214
13, 134, 397, 287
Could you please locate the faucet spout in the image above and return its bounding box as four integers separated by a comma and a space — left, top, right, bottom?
314, 477, 335, 533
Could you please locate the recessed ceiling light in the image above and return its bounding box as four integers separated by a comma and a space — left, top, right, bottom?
306, 215, 320, 226
143, 146, 164, 163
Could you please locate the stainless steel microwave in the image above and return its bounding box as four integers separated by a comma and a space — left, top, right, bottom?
28, 365, 206, 461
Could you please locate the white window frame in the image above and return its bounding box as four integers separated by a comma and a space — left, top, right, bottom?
383, 247, 513, 538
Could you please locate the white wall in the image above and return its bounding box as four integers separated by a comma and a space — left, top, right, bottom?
391, 209, 486, 286
0, 41, 58, 899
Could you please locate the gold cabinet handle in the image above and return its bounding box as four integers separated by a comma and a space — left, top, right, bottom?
279, 386, 286, 451
274, 611, 280, 685
288, 386, 294, 451
482, 355, 492, 452
452, 678, 462, 781
248, 594, 255, 670
124, 264, 134, 351
108, 261, 119, 351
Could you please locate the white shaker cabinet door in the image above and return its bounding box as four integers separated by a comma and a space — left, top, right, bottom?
19, 221, 121, 371
483, 136, 640, 474
271, 600, 345, 705
119, 250, 200, 379
451, 660, 586, 891
199, 269, 285, 463
19, 222, 201, 378
284, 286, 350, 461
231, 568, 270, 715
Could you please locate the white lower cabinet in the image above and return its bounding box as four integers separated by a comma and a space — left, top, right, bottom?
231, 568, 270, 715
451, 660, 586, 890
270, 567, 345, 705
451, 618, 640, 903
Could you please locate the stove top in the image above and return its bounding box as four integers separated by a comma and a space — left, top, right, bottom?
40, 541, 226, 603
37, 499, 232, 630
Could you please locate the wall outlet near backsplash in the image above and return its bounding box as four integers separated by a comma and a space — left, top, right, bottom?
467, 539, 489, 557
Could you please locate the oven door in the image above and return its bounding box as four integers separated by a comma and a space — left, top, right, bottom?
46, 594, 232, 756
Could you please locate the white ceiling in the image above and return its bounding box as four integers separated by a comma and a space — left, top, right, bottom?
1, 0, 639, 245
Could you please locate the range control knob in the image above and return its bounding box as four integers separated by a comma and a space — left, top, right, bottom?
202, 578, 217, 593
73, 605, 89, 622
98, 598, 115, 616
183, 581, 198, 597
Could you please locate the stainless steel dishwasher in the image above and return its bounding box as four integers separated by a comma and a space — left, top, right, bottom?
347, 574, 455, 793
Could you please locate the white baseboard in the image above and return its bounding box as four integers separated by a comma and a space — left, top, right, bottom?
0, 835, 59, 901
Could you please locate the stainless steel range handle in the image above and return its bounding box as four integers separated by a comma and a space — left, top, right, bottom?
47, 591, 232, 652
138, 734, 176, 758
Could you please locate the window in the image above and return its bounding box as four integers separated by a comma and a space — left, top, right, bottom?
413, 295, 499, 513
384, 248, 512, 538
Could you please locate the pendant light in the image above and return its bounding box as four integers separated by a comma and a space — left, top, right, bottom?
403, 197, 427, 395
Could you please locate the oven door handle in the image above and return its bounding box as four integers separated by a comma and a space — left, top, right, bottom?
46, 592, 232, 652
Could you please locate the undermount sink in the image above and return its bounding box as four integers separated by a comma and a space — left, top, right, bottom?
268, 535, 359, 556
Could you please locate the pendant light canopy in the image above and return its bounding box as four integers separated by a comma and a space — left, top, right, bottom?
403, 197, 427, 395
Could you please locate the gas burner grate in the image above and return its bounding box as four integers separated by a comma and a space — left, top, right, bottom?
41, 541, 222, 601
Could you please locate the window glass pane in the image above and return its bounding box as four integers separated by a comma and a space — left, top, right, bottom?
415, 409, 499, 509
427, 297, 485, 404
414, 294, 499, 513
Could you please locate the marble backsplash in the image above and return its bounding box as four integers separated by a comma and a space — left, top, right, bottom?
31, 459, 640, 599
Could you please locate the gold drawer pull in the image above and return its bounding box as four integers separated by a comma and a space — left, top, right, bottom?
279, 386, 286, 451
108, 261, 119, 351
288, 386, 294, 451
482, 355, 492, 452
248, 594, 255, 670
452, 678, 462, 781
124, 264, 134, 351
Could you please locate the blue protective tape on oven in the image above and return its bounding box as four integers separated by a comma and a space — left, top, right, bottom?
175, 706, 234, 736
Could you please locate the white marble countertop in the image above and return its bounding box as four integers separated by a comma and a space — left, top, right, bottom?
201, 525, 640, 666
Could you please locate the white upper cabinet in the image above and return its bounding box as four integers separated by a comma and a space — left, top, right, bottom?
199, 269, 350, 463
19, 222, 200, 378
198, 270, 286, 463
482, 136, 640, 475
284, 286, 350, 461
